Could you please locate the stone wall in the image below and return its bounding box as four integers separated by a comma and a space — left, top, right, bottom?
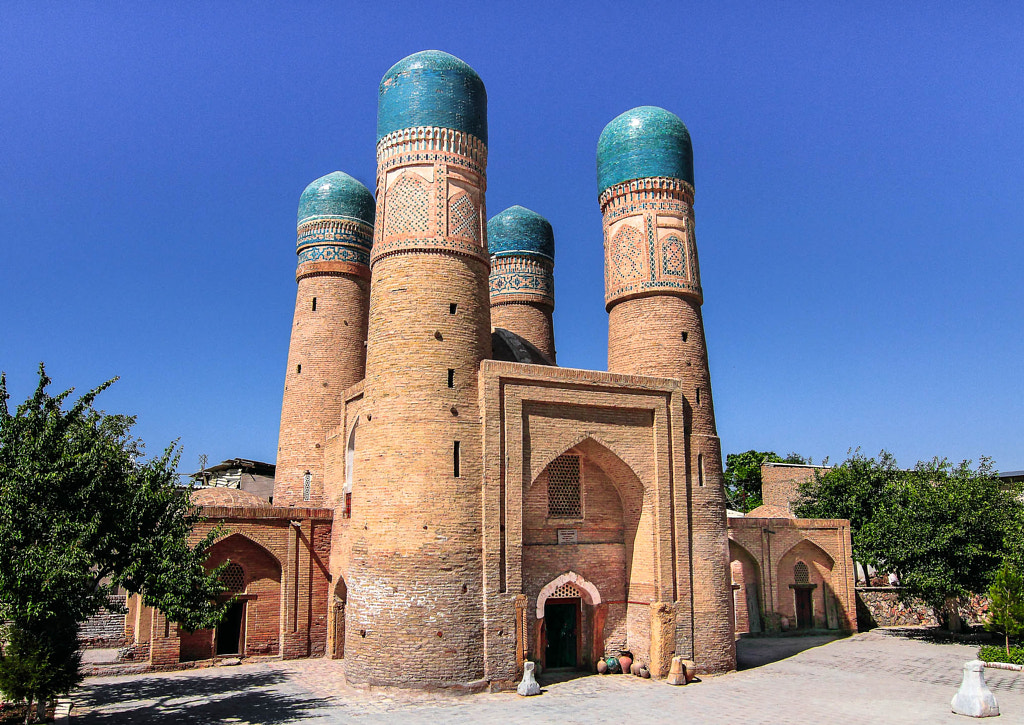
79, 594, 128, 648
856, 587, 990, 629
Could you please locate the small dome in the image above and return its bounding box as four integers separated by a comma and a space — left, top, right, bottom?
190, 487, 270, 508
378, 50, 487, 143
596, 106, 694, 195
297, 172, 375, 226
487, 206, 554, 261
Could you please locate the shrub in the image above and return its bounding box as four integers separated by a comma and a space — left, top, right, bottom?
978, 644, 1024, 666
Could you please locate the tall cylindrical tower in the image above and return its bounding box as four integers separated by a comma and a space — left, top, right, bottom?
597, 107, 734, 672
487, 205, 556, 363
345, 50, 491, 687
274, 172, 374, 507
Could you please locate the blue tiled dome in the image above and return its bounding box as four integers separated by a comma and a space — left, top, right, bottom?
377, 50, 487, 144
297, 172, 375, 226
596, 106, 694, 195
487, 206, 554, 261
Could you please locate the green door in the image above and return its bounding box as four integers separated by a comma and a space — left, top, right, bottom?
545, 600, 578, 668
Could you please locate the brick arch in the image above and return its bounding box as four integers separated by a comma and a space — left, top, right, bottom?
345, 415, 359, 494
209, 531, 283, 574
529, 432, 647, 493
777, 538, 835, 571
535, 571, 602, 619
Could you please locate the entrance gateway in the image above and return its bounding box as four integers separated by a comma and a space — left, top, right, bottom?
544, 598, 580, 668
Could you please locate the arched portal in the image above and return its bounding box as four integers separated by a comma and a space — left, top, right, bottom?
777, 539, 836, 630
729, 540, 762, 635
522, 438, 648, 671
344, 416, 359, 518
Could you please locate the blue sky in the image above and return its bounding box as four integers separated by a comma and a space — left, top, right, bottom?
2, 2, 1021, 472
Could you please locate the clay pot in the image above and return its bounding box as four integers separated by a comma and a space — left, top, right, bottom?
605, 655, 621, 674
628, 661, 640, 676
680, 659, 696, 683
639, 665, 651, 678
618, 655, 632, 674
597, 659, 608, 674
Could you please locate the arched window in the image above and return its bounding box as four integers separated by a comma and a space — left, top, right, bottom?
344, 417, 358, 519
220, 562, 245, 593
547, 454, 581, 518
794, 561, 810, 585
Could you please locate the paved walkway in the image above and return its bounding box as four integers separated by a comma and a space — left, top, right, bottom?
73, 631, 1024, 724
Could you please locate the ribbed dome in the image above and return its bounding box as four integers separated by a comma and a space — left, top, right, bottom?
297, 172, 375, 226
190, 487, 269, 508
487, 206, 554, 261
596, 106, 694, 195
377, 50, 487, 143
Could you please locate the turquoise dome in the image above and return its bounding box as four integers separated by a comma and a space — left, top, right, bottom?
487, 206, 554, 261
596, 106, 694, 195
297, 172, 375, 226
377, 50, 487, 144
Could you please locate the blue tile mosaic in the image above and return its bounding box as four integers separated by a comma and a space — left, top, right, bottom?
487, 205, 554, 261
297, 171, 375, 226
596, 106, 694, 195
378, 50, 487, 144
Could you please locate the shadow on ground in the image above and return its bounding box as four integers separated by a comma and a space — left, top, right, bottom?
877, 626, 995, 645
75, 670, 329, 724
736, 634, 846, 670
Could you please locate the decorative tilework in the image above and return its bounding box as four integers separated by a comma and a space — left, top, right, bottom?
296, 218, 373, 252
488, 255, 554, 307
596, 106, 694, 195
609, 224, 644, 283
297, 244, 370, 266
377, 51, 487, 144
298, 171, 375, 226
384, 173, 431, 237
661, 234, 687, 277
449, 192, 479, 242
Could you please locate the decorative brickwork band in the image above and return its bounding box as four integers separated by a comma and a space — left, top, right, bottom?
601, 177, 701, 309
488, 255, 554, 308
371, 126, 489, 266
296, 218, 373, 281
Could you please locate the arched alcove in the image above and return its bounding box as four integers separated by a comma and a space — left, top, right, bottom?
777, 539, 836, 630
729, 539, 763, 634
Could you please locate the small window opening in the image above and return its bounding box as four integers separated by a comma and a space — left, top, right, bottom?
447, 369, 455, 388
696, 387, 701, 406
296, 364, 301, 374
344, 491, 352, 519
303, 470, 312, 501
698, 453, 705, 487
453, 441, 461, 478
449, 303, 458, 315
547, 454, 581, 517
681, 331, 688, 342
311, 297, 317, 312
794, 561, 810, 584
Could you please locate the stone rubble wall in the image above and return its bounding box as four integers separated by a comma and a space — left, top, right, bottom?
856, 587, 990, 629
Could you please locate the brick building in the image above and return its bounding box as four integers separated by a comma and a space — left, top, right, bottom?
126, 49, 774, 687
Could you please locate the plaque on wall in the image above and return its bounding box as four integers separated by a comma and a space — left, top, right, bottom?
557, 529, 578, 545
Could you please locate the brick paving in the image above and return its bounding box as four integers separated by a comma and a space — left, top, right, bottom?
73, 631, 1024, 724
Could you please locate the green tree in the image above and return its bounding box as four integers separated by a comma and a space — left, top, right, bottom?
0, 365, 228, 720
985, 562, 1024, 658
860, 457, 1017, 630
724, 449, 808, 513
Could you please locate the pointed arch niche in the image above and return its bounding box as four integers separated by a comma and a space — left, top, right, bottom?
777, 539, 837, 631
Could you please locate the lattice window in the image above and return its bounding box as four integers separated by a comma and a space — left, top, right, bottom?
303, 471, 312, 501
610, 225, 644, 281
794, 561, 810, 585
384, 173, 430, 236
220, 563, 245, 593
547, 454, 581, 518
661, 234, 687, 276
449, 192, 479, 242
551, 582, 581, 599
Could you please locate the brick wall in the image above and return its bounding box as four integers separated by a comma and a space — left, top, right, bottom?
761, 463, 828, 513
79, 594, 128, 648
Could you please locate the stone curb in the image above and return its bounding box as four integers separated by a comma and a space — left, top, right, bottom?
983, 661, 1024, 672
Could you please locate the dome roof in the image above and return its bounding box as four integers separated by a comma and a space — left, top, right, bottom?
487, 206, 554, 261
377, 50, 487, 143
297, 171, 375, 226
596, 106, 694, 195
190, 487, 270, 508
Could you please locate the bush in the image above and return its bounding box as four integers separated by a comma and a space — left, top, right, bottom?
978, 644, 1024, 666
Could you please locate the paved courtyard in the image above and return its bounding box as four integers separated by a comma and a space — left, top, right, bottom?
73, 630, 1024, 724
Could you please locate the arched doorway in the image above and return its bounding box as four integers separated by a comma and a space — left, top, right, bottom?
777, 540, 837, 631
216, 562, 247, 655
536, 573, 602, 670
729, 540, 762, 634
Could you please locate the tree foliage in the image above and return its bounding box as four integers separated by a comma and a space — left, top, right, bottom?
797, 450, 1023, 628
725, 449, 808, 512
985, 561, 1024, 657
0, 365, 228, 716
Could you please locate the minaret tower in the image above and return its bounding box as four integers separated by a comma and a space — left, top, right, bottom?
597, 107, 734, 671
274, 172, 374, 507
487, 206, 556, 363
345, 51, 491, 686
